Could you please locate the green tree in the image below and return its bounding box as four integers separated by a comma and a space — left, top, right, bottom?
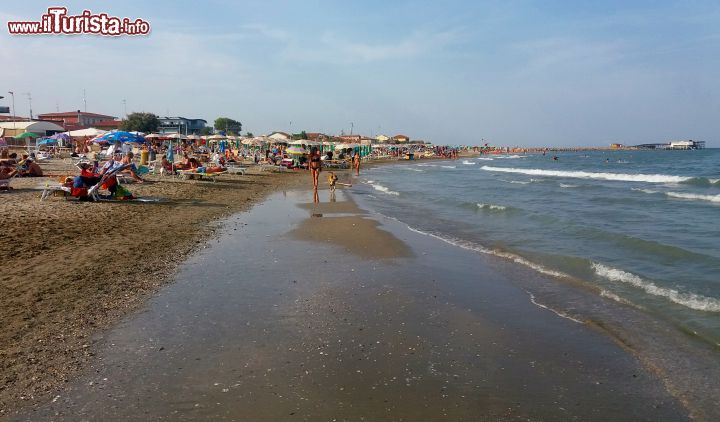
214, 117, 242, 135
120, 112, 159, 133
292, 131, 308, 140
199, 127, 214, 136
245, 132, 254, 137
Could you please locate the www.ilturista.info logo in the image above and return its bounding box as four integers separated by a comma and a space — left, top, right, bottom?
7, 7, 151, 36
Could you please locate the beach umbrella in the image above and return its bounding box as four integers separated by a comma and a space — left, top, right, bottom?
167, 140, 175, 162
166, 133, 187, 140
286, 146, 308, 155
144, 133, 163, 139
92, 131, 145, 144
37, 138, 58, 146
14, 132, 40, 139
186, 134, 201, 140
64, 128, 107, 138
207, 134, 226, 140
49, 133, 70, 141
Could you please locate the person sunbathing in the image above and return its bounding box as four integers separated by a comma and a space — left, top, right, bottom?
1, 165, 18, 179
119, 152, 144, 183
175, 154, 201, 170
161, 156, 174, 173
18, 158, 43, 177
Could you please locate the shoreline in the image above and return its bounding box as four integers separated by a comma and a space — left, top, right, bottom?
3, 156, 718, 419
13, 189, 689, 420
350, 160, 720, 420
0, 161, 308, 415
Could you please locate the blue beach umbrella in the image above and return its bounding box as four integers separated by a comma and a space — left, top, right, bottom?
37, 138, 58, 146
92, 131, 146, 144
167, 140, 174, 162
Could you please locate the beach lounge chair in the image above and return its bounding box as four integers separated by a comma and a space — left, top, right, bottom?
225, 164, 248, 175
178, 169, 227, 182
87, 163, 133, 201
0, 177, 13, 191
40, 182, 72, 200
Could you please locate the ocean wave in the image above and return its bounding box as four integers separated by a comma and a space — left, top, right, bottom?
495, 155, 526, 159
526, 291, 583, 324
632, 188, 720, 203
477, 203, 507, 211
679, 177, 720, 187
368, 182, 400, 196
416, 164, 437, 167
559, 183, 578, 188
441, 165, 457, 169
592, 263, 720, 312
665, 192, 720, 203
481, 166, 702, 184
476, 157, 494, 161
406, 226, 571, 280
631, 188, 658, 195
462, 160, 476, 165
401, 167, 425, 172
499, 178, 530, 185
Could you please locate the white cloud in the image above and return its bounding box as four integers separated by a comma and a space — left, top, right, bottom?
278, 29, 459, 64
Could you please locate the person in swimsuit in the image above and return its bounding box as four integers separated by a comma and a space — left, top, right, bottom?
309, 146, 321, 190
352, 151, 361, 176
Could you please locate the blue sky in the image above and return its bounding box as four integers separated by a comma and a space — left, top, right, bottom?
2, 0, 719, 146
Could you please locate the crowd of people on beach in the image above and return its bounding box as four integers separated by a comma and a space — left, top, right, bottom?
1, 136, 480, 196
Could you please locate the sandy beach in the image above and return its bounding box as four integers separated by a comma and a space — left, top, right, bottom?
0, 160, 307, 415
5, 187, 691, 420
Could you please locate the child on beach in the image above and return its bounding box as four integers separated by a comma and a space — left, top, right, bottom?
327, 172, 338, 192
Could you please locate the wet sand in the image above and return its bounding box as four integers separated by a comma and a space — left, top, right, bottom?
0, 160, 306, 416
11, 189, 688, 421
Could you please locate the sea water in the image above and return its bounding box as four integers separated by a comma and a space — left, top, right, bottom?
355, 149, 720, 346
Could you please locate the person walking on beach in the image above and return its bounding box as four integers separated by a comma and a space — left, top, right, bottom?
309, 146, 322, 190
352, 151, 361, 176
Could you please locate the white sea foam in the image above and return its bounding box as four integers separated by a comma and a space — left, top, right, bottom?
416, 164, 437, 167
592, 263, 720, 312
632, 188, 720, 203
482, 166, 696, 184
559, 183, 578, 188
401, 167, 425, 172
499, 179, 530, 185
406, 226, 571, 280
369, 183, 400, 196
462, 160, 476, 165
477, 203, 507, 211
495, 155, 526, 159
476, 157, 494, 161
441, 165, 457, 169
631, 188, 658, 194
665, 192, 720, 203
526, 291, 583, 324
